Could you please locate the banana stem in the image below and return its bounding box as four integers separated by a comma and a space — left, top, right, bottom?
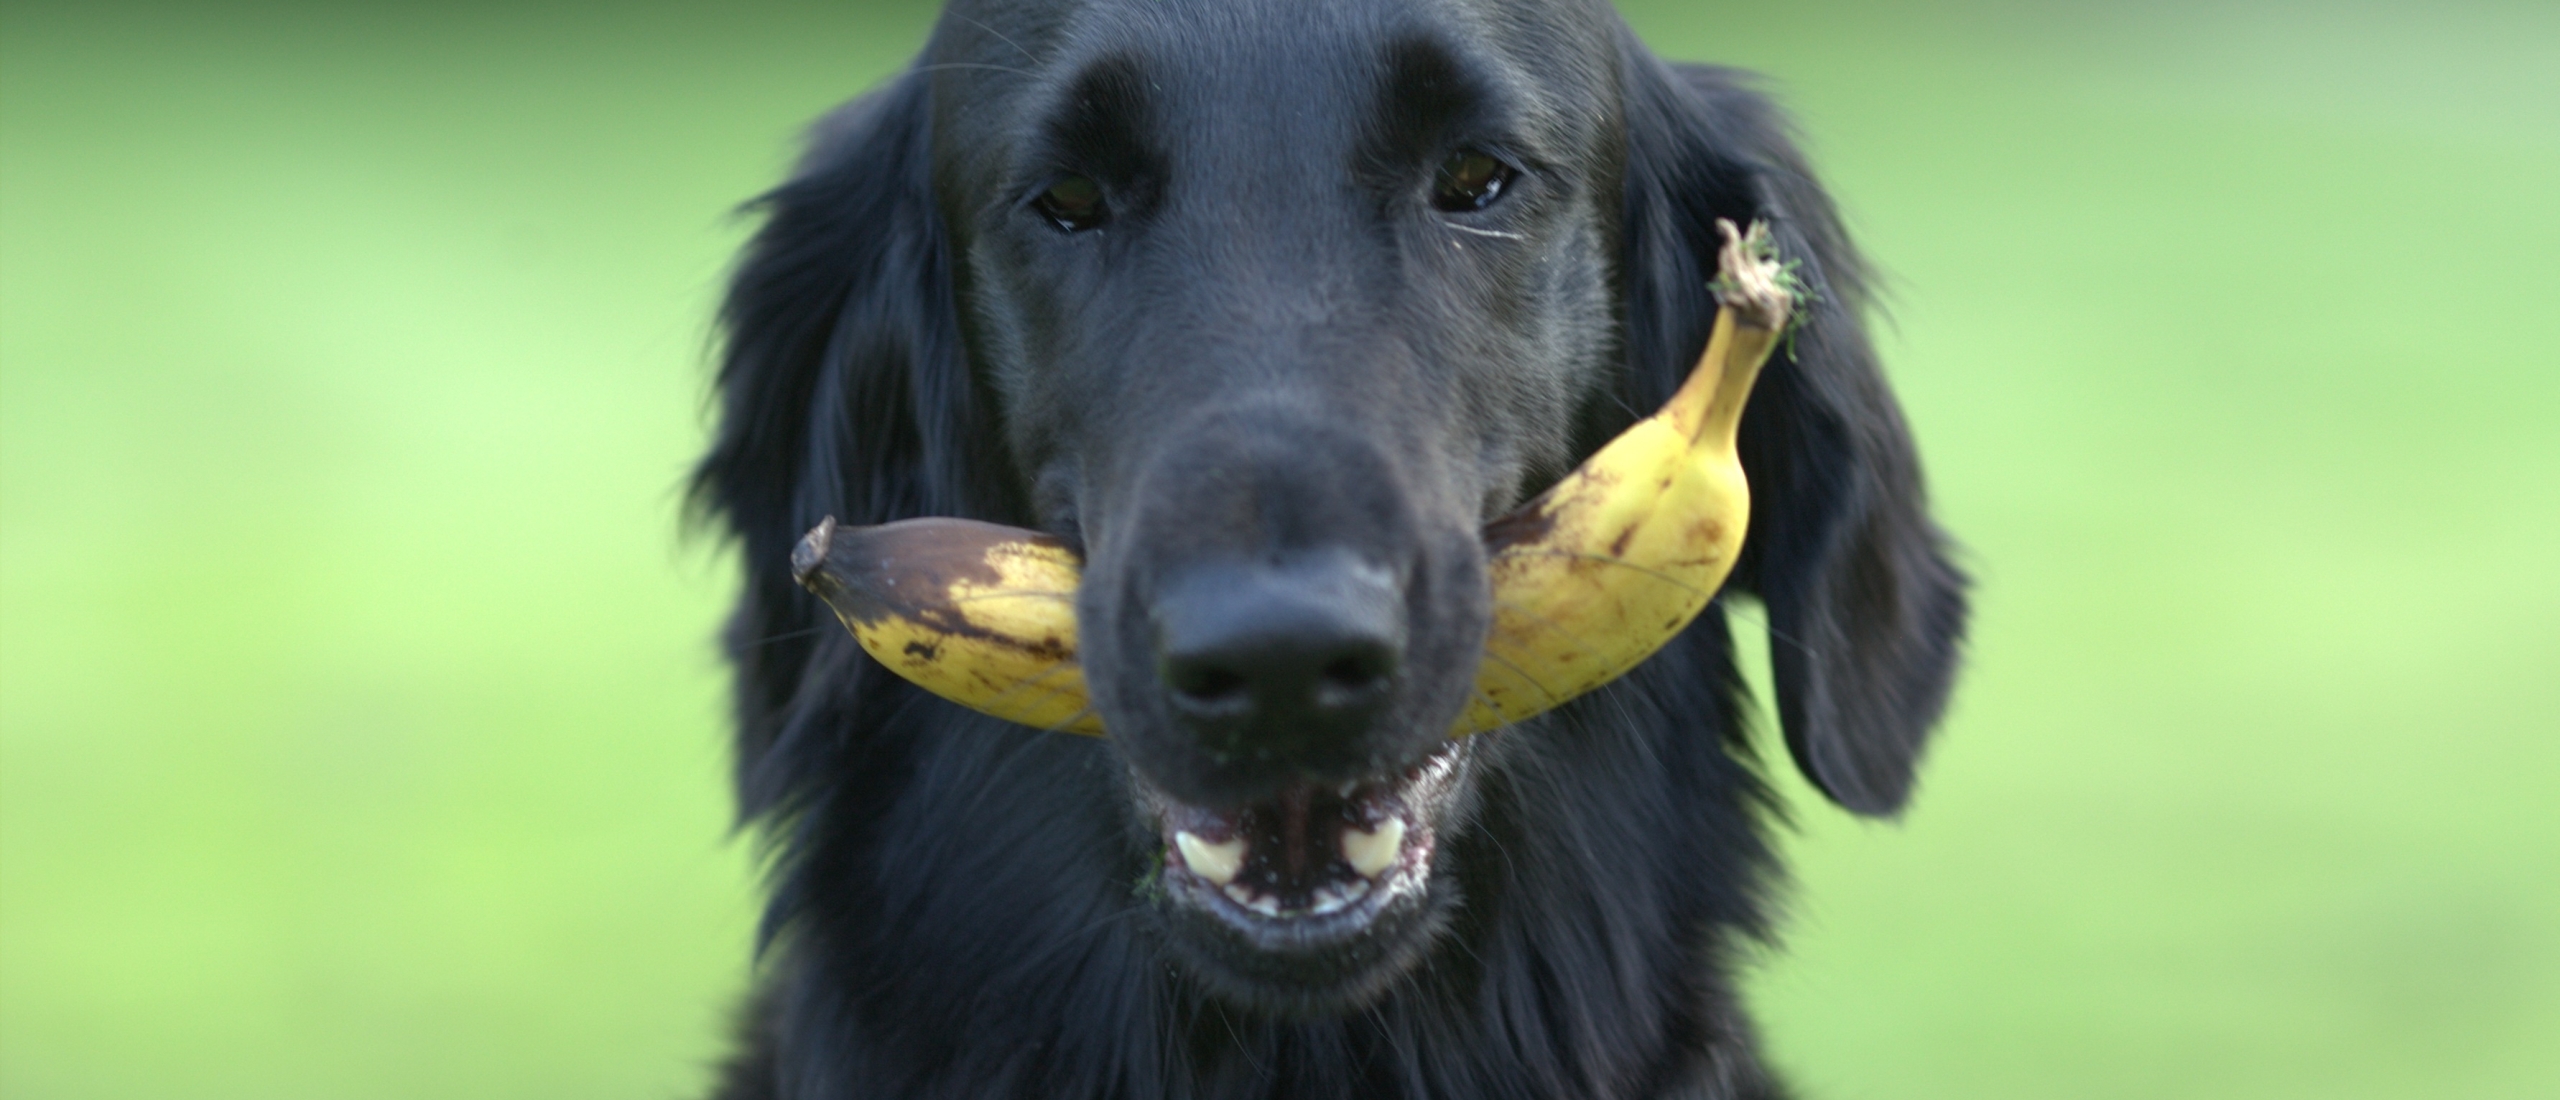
1668, 219, 1793, 451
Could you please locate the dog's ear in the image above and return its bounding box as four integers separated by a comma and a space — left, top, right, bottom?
1620, 57, 1970, 817
693, 71, 1010, 816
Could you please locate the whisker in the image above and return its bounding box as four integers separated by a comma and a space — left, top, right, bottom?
1479, 648, 1564, 709
1723, 598, 1816, 660
948, 589, 1075, 605
1494, 547, 1715, 598
956, 724, 1057, 818
1219, 1002, 1269, 1078
1466, 685, 1519, 730
913, 61, 1038, 78
1062, 898, 1144, 942
1448, 223, 1527, 241
967, 658, 1084, 715
1758, 616, 1818, 658
1491, 597, 1614, 661
741, 625, 830, 649
954, 13, 1039, 65
1038, 703, 1098, 738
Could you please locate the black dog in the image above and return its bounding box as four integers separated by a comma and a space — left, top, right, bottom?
694, 0, 1966, 1095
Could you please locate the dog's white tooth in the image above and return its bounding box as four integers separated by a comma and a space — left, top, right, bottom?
1310, 886, 1347, 916
1248, 895, 1281, 917
1340, 817, 1405, 878
1224, 884, 1256, 907
1341, 878, 1371, 902
1175, 831, 1245, 885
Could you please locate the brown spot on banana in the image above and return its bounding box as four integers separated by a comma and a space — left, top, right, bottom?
1480, 506, 1555, 554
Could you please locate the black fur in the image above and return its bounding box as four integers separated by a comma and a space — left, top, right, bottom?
692, 1, 1966, 1095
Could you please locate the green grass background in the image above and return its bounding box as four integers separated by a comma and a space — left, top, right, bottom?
3, 1, 2553, 1096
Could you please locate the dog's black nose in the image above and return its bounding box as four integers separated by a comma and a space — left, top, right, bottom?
1152, 555, 1405, 765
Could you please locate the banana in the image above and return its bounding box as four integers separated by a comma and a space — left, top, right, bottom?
793, 219, 1791, 738
791, 516, 1104, 734
1454, 219, 1788, 730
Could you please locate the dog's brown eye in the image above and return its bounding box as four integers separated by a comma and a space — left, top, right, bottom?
1432, 150, 1514, 213
1034, 174, 1107, 232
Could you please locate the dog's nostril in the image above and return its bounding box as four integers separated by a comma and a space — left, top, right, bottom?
1321, 655, 1378, 687
1317, 652, 1393, 701
1166, 662, 1253, 710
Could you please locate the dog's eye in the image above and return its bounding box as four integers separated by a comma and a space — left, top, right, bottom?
1431, 150, 1514, 213
1034, 174, 1108, 232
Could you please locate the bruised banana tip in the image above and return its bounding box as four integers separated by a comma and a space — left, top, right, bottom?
791, 515, 839, 589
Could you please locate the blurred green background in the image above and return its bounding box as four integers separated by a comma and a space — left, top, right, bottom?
3, 0, 2553, 1096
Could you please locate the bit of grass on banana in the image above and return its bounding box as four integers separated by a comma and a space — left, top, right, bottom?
792, 218, 1793, 738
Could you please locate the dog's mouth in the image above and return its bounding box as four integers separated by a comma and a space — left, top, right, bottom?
1135, 743, 1469, 955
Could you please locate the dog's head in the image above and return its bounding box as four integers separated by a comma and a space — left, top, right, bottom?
701, 0, 1964, 1025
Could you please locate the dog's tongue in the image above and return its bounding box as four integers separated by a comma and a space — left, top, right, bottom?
1247, 785, 1356, 902
1271, 784, 1317, 880
1165, 780, 1387, 903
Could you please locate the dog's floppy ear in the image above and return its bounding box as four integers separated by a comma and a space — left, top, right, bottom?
693, 70, 1010, 815
1620, 57, 1969, 817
